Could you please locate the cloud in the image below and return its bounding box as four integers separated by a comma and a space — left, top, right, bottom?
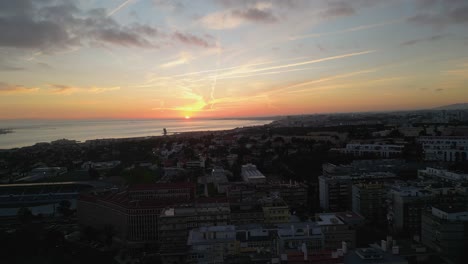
231, 7, 278, 23
408, 1, 468, 27
0, 0, 212, 52
0, 82, 38, 93
200, 5, 278, 30
160, 52, 194, 68
172, 32, 213, 48
321, 2, 355, 18
49, 84, 120, 95
401, 34, 447, 46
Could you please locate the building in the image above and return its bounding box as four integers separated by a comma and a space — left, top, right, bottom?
207, 167, 229, 194
421, 205, 468, 263
158, 199, 230, 262
77, 183, 195, 248
259, 196, 290, 224
352, 183, 388, 225
187, 225, 238, 264
320, 162, 400, 212
344, 247, 408, 264
230, 202, 264, 225
226, 183, 258, 203
340, 143, 404, 158
316, 213, 356, 250
16, 166, 68, 182
236, 225, 279, 260
319, 168, 396, 211
258, 181, 308, 209
388, 184, 468, 236
418, 167, 468, 184
418, 136, 468, 162
277, 222, 324, 254
0, 181, 98, 219
128, 182, 195, 201
241, 163, 266, 184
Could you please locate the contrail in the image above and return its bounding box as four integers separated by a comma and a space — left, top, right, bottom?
209, 15, 226, 109
107, 0, 136, 17
216, 50, 376, 77
289, 19, 403, 41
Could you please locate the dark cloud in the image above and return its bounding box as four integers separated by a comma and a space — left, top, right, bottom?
451, 6, 468, 23
0, 0, 212, 52
409, 1, 468, 27
401, 34, 447, 46
232, 8, 278, 23
0, 82, 37, 93
172, 32, 213, 48
321, 2, 355, 18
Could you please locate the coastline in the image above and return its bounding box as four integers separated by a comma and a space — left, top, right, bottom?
0, 119, 274, 150
0, 129, 13, 135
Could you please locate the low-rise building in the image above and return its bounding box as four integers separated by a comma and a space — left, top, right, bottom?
339, 143, 404, 158
187, 225, 238, 264
418, 167, 468, 184
316, 213, 356, 250
260, 196, 290, 224
230, 202, 264, 226
241, 163, 266, 184
418, 136, 468, 162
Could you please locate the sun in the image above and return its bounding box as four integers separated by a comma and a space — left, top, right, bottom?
185, 115, 191, 119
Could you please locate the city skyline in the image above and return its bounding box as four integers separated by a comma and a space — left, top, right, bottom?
1, 0, 467, 119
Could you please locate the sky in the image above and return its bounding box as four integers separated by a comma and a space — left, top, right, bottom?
0, 0, 467, 119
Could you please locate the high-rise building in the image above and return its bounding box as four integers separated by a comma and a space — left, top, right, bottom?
352, 183, 388, 225
421, 205, 468, 263
319, 162, 400, 211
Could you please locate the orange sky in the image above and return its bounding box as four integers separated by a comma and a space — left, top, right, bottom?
1, 0, 467, 119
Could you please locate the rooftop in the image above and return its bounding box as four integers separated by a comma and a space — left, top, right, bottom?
316, 213, 344, 225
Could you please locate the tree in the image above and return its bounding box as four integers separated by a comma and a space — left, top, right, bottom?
88, 167, 100, 179
57, 200, 72, 217
17, 207, 33, 224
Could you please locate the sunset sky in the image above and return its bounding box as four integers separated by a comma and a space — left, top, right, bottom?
1, 0, 467, 119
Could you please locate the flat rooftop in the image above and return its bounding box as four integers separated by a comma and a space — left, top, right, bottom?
316, 213, 344, 225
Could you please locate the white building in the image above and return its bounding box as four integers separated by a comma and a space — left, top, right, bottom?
241, 164, 266, 184
342, 143, 404, 158
418, 136, 468, 162
418, 167, 468, 184
187, 225, 237, 264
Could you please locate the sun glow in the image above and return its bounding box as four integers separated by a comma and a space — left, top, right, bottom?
185, 115, 191, 119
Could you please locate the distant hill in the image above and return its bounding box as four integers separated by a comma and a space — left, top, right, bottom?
433, 103, 468, 110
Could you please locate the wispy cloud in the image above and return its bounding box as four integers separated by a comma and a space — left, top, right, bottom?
160, 52, 194, 68
0, 82, 39, 94
49, 84, 120, 95
401, 34, 447, 46
290, 19, 403, 40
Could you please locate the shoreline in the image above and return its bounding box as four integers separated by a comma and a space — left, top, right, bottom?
0, 129, 13, 135
0, 122, 273, 151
